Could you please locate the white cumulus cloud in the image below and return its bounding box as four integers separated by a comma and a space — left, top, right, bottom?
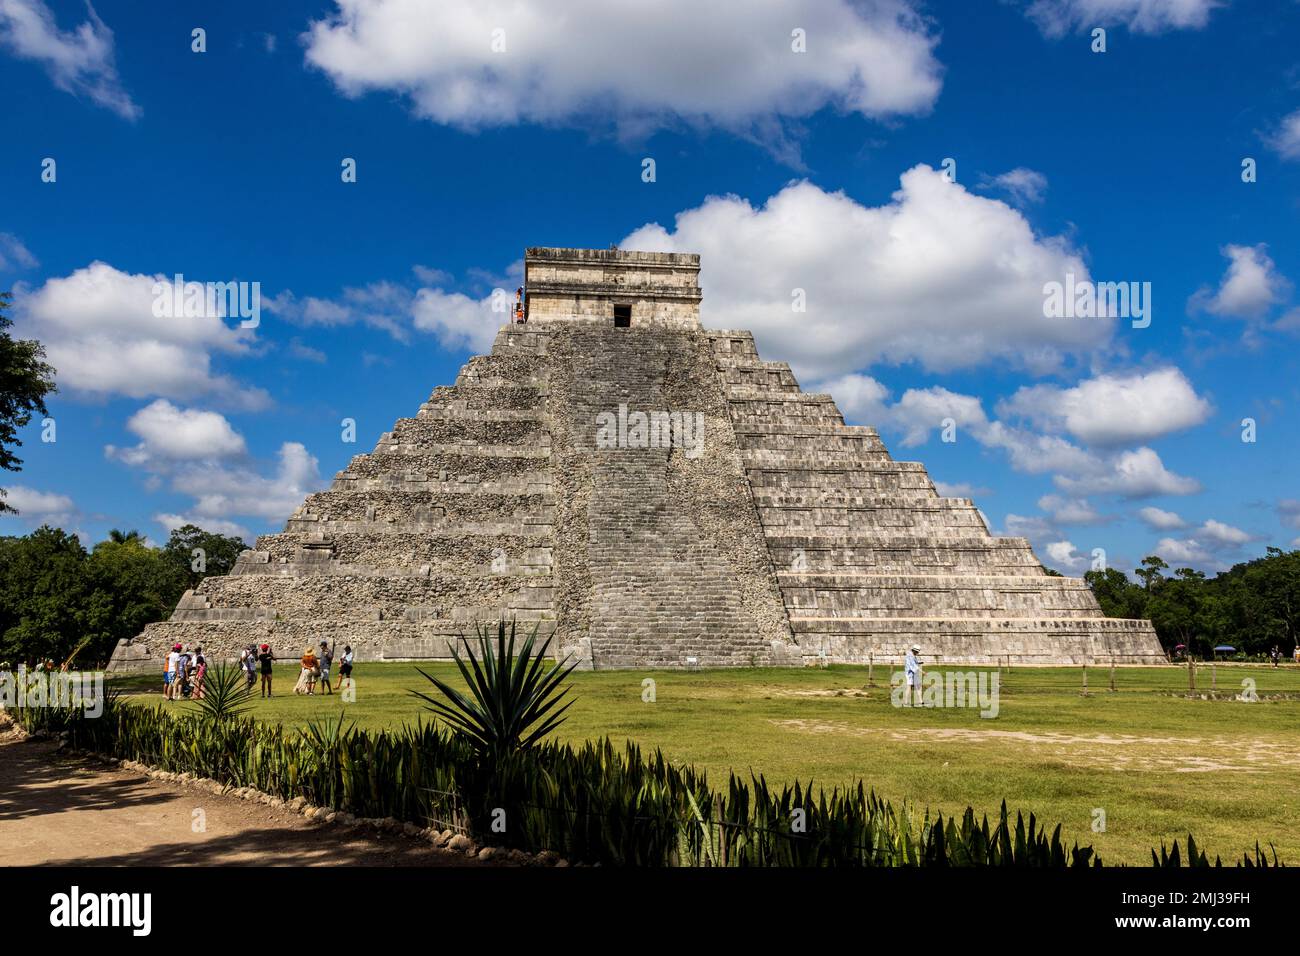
1189, 244, 1290, 321
13, 261, 266, 409
0, 484, 77, 525
623, 167, 1109, 380
997, 367, 1211, 446
303, 0, 942, 158
1045, 540, 1088, 572
1137, 506, 1188, 531
1055, 446, 1200, 498
106, 400, 248, 468
1266, 108, 1300, 162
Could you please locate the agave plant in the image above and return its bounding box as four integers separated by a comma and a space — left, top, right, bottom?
193, 663, 254, 723
412, 620, 577, 763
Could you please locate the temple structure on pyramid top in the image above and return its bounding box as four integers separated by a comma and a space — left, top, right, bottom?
110, 247, 1165, 671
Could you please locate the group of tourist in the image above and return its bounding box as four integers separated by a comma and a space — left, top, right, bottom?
235, 641, 355, 697
291, 641, 355, 696
160, 642, 355, 699
163, 644, 207, 701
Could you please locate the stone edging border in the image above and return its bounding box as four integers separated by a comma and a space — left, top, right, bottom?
0, 711, 574, 868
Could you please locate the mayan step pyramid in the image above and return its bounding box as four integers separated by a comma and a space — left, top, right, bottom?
110, 247, 1164, 671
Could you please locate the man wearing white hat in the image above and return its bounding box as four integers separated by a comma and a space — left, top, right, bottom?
904, 643, 923, 707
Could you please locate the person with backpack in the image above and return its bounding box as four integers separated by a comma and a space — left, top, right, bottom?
175, 649, 191, 699
336, 645, 354, 692
317, 641, 335, 695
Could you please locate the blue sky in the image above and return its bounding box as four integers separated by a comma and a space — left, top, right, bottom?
1, 0, 1297, 575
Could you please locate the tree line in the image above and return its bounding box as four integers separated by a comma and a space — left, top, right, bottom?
0, 524, 248, 668
1085, 548, 1300, 658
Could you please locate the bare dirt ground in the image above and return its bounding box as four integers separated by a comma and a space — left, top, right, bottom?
0, 729, 488, 866
769, 718, 1300, 773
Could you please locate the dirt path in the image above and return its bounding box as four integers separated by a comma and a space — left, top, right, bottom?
0, 729, 489, 866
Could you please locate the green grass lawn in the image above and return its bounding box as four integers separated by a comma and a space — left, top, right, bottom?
114, 661, 1300, 865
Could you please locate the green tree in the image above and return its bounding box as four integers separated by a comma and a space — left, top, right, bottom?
1147, 567, 1207, 655
1135, 555, 1169, 592
162, 523, 249, 590
0, 526, 90, 664
0, 290, 58, 514
83, 534, 187, 664
1084, 566, 1148, 619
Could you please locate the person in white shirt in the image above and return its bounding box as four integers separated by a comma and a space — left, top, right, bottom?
165, 644, 181, 700
336, 646, 354, 692
904, 644, 923, 707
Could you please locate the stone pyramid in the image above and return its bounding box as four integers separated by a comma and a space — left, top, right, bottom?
110, 247, 1164, 671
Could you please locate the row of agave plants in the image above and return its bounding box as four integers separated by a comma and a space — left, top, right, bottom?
8, 622, 1280, 867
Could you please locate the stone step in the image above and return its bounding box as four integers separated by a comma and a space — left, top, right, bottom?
763, 535, 1043, 575
422, 384, 545, 412
369, 441, 551, 460
331, 474, 552, 494
293, 490, 555, 526
414, 406, 548, 422
386, 417, 549, 447
251, 532, 553, 569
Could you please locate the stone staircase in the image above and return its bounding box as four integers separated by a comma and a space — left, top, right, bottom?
539, 325, 789, 668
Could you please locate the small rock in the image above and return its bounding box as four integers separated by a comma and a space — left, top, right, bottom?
477, 846, 498, 861
447, 834, 474, 853
402, 822, 419, 837
554, 859, 570, 868
535, 850, 558, 866
325, 812, 338, 824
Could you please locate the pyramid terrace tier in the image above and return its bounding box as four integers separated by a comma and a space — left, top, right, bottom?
782, 617, 1165, 665
746, 461, 931, 492
249, 533, 551, 572
420, 384, 546, 413
285, 490, 554, 526
756, 495, 991, 533
171, 572, 554, 623
777, 572, 1105, 619
764, 533, 1047, 574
